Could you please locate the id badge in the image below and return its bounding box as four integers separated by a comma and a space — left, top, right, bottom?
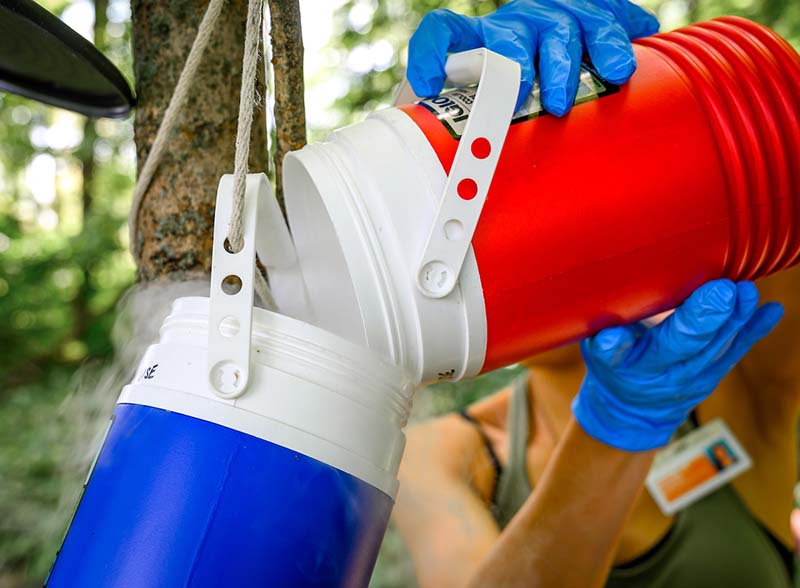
646, 418, 751, 516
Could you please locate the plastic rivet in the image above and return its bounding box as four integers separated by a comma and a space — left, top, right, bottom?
457, 178, 478, 200
210, 360, 245, 396
418, 260, 457, 298
471, 137, 491, 159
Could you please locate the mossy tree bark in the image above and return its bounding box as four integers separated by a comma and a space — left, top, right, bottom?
130, 0, 268, 282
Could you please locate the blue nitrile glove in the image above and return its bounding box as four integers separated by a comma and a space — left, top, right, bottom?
407, 0, 659, 115
572, 280, 783, 451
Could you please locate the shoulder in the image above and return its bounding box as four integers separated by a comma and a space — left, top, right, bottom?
466, 386, 512, 429
401, 388, 512, 499
404, 389, 511, 465
394, 402, 509, 588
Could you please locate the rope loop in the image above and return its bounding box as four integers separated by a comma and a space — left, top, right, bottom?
227, 0, 264, 254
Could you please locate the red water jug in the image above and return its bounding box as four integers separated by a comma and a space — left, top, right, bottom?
264, 16, 800, 384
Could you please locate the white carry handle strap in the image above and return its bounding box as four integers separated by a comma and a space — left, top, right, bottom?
416, 48, 521, 298
392, 77, 420, 106
208, 174, 313, 399
208, 173, 265, 399
254, 189, 314, 322
255, 188, 297, 269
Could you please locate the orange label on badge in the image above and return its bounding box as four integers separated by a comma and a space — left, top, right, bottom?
658, 455, 718, 501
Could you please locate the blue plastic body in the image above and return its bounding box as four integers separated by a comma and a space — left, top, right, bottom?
46, 403, 393, 588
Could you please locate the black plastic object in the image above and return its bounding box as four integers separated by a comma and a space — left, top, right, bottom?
0, 0, 135, 118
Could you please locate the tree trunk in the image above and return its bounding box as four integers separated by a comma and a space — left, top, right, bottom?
266, 0, 306, 210
130, 0, 268, 282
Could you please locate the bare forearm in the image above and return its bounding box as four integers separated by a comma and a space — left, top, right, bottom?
468, 418, 654, 588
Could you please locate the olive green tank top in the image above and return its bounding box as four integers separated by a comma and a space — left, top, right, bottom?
464, 374, 794, 587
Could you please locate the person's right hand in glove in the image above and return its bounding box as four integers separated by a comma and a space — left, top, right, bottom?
573, 279, 784, 451
407, 0, 659, 114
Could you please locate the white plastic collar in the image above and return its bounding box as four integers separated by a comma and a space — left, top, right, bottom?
416, 48, 520, 298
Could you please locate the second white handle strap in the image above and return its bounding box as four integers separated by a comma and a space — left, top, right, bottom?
416, 48, 520, 299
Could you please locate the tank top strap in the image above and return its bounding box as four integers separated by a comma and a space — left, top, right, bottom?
493, 372, 534, 528
673, 410, 700, 439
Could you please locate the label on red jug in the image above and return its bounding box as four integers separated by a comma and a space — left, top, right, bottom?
418, 65, 619, 139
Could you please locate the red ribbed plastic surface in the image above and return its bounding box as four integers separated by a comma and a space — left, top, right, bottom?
400, 17, 800, 372
638, 16, 800, 280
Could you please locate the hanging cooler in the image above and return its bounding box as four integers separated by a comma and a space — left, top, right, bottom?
264, 16, 800, 384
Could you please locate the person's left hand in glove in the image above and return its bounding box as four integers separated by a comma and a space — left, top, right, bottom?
573, 279, 784, 451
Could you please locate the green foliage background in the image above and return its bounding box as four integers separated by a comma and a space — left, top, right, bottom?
0, 0, 798, 586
